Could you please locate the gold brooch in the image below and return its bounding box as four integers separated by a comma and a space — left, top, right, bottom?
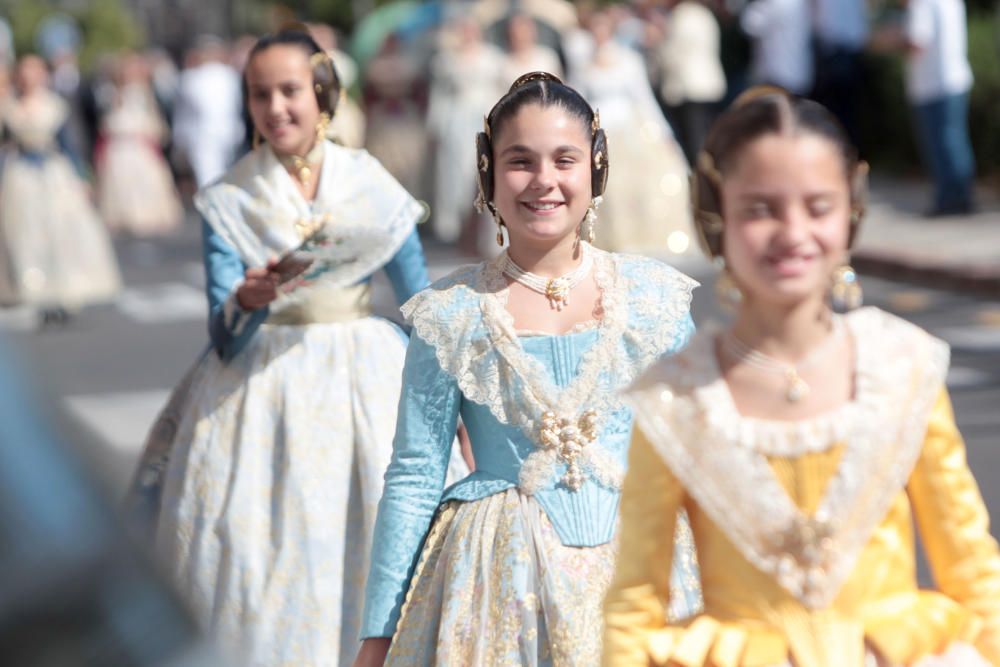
594, 151, 604, 170
479, 154, 490, 173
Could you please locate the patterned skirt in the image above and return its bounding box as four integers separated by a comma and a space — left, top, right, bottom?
137, 318, 465, 667
386, 489, 702, 666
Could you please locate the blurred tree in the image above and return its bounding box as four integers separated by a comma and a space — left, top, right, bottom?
78, 0, 144, 68
1, 0, 142, 69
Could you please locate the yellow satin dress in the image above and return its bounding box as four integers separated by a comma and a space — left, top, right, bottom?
604, 308, 1000, 667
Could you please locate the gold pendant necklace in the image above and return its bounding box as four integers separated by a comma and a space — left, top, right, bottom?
722, 319, 844, 403
277, 140, 325, 186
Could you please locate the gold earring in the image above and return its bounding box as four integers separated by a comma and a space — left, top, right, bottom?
714, 265, 743, 311
316, 112, 331, 142
830, 264, 863, 312
495, 216, 506, 247
582, 196, 602, 244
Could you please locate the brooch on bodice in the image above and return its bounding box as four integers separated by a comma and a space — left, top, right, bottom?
539, 409, 599, 491
772, 513, 836, 602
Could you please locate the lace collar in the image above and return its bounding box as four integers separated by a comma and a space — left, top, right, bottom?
403, 248, 697, 494
627, 307, 949, 608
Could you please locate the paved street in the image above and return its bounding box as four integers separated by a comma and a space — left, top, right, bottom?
2, 217, 999, 544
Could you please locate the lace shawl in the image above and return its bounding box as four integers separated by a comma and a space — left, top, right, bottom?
627, 307, 950, 609
194, 141, 422, 291
402, 248, 697, 493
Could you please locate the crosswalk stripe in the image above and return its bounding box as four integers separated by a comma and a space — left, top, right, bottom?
64, 389, 170, 460
117, 283, 206, 323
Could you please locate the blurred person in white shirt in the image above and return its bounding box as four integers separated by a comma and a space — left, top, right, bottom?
657, 0, 726, 162
739, 0, 813, 95
870, 0, 975, 216
171, 36, 244, 187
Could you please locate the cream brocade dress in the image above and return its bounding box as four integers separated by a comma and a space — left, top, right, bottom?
97, 83, 183, 236
604, 307, 1000, 667
139, 143, 466, 667
572, 43, 694, 257
0, 91, 121, 307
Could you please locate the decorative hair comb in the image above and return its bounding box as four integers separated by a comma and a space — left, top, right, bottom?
508, 71, 563, 92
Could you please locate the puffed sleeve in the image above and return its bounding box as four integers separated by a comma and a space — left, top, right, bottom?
361, 333, 463, 638
604, 426, 685, 666
908, 387, 1000, 664
381, 227, 429, 306
202, 218, 269, 362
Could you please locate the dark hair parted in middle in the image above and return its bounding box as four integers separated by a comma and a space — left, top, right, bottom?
243, 27, 341, 118
475, 72, 609, 216
692, 87, 869, 258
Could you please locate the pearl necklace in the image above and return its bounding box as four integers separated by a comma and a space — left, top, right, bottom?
721, 318, 845, 403
500, 245, 593, 310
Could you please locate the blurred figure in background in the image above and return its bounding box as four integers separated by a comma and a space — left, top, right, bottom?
501, 13, 563, 85
739, 0, 814, 95
427, 15, 506, 245
0, 55, 121, 325
572, 9, 693, 256
364, 33, 429, 200
904, 0, 976, 216
0, 17, 14, 68
657, 0, 727, 163
97, 52, 183, 237
811, 0, 869, 144
36, 14, 95, 168
172, 36, 244, 187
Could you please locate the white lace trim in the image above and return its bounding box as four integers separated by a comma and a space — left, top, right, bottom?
628, 307, 949, 609
403, 247, 696, 494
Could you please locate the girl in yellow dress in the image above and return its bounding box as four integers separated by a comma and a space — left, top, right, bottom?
603, 89, 1000, 667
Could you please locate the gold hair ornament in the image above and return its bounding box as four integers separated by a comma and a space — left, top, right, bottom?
310, 51, 331, 69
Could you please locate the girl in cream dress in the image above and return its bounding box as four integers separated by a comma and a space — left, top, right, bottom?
128, 29, 464, 667
0, 55, 120, 316
571, 10, 694, 257
97, 53, 183, 236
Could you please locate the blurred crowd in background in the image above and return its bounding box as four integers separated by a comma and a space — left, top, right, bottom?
0, 0, 993, 279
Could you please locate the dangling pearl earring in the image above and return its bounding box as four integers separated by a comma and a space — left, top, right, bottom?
494, 212, 506, 247
830, 263, 863, 312
581, 196, 603, 244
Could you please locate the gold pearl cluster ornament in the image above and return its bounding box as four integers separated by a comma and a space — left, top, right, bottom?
500, 246, 593, 311
539, 409, 600, 491
774, 513, 836, 598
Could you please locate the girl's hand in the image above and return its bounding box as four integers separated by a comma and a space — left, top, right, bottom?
236, 265, 279, 310
352, 638, 391, 667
